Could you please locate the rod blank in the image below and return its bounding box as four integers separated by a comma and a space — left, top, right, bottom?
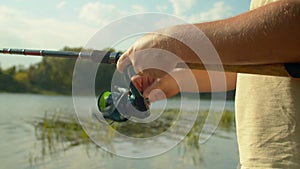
0, 48, 122, 64
2, 48, 79, 58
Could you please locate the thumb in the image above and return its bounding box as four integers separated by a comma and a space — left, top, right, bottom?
143, 74, 179, 102
116, 51, 131, 73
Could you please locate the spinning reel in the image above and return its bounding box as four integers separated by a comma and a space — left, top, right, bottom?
97, 66, 150, 122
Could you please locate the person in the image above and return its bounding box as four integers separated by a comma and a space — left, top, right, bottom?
117, 0, 300, 168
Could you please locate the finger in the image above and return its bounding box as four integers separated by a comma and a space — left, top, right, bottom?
142, 75, 152, 91
131, 75, 143, 91
116, 51, 132, 73
148, 89, 167, 103
143, 75, 179, 102
143, 79, 161, 102
131, 74, 155, 92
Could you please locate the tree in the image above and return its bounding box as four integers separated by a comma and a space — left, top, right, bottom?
3, 66, 16, 76
27, 47, 79, 94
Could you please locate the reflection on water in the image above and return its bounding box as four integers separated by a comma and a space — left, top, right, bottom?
31, 108, 235, 166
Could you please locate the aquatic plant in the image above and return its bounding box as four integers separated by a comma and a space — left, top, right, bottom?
29, 108, 235, 165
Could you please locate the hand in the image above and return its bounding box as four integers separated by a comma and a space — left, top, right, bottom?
117, 32, 183, 74
116, 23, 207, 73
131, 68, 166, 92
131, 69, 179, 103
132, 68, 200, 102
132, 68, 237, 102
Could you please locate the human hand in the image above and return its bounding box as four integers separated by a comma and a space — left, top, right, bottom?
117, 32, 183, 74
132, 68, 200, 102
116, 23, 207, 74
132, 68, 237, 102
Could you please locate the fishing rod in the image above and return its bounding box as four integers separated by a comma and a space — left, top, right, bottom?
1, 48, 297, 77
0, 48, 121, 64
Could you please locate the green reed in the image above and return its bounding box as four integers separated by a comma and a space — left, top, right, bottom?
29, 108, 235, 165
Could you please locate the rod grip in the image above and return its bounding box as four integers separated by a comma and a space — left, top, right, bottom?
80, 50, 122, 64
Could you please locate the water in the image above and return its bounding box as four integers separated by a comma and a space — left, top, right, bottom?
0, 93, 238, 169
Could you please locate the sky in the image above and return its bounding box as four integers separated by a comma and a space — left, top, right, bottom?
0, 0, 250, 69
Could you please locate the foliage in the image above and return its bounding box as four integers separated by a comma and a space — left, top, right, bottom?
0, 66, 27, 92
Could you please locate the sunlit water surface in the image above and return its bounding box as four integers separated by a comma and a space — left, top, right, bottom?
0, 93, 238, 169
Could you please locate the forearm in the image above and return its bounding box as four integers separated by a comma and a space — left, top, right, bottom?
199, 0, 300, 65
166, 0, 300, 65
180, 70, 237, 93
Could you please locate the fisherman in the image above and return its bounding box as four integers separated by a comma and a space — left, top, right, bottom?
117, 0, 300, 168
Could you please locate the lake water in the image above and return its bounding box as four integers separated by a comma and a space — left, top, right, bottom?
0, 93, 238, 169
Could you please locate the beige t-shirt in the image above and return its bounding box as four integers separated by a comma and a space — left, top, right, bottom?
235, 0, 300, 168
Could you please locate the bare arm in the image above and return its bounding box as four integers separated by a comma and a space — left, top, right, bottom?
178, 0, 300, 64
118, 0, 300, 72
179, 70, 237, 93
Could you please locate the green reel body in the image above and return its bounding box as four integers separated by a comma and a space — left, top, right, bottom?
97, 82, 150, 122
98, 91, 128, 122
